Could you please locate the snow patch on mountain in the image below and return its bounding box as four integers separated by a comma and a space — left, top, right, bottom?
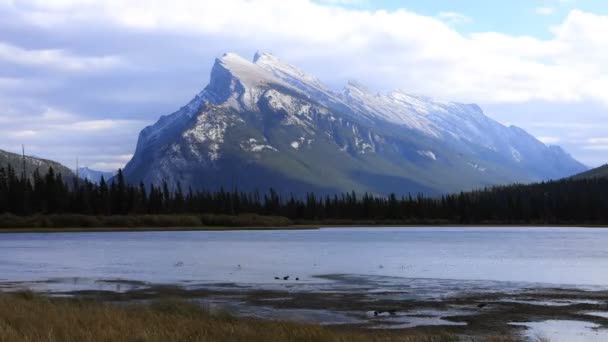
203, 53, 296, 112
263, 90, 317, 122
511, 147, 522, 162
182, 111, 234, 161
418, 150, 437, 161
254, 51, 327, 93
241, 138, 278, 152
342, 82, 440, 138
218, 53, 280, 89
468, 162, 487, 172
388, 90, 448, 115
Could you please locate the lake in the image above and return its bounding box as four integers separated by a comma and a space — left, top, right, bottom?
1, 227, 607, 288
2, 227, 608, 340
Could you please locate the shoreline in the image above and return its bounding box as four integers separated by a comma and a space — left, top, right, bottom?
0, 292, 461, 342
3, 276, 608, 340
1, 223, 608, 234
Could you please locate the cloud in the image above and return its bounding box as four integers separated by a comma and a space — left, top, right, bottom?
314, 0, 365, 6
0, 77, 27, 89
65, 120, 131, 131
2, 1, 606, 105
89, 162, 127, 170
583, 145, 608, 151
87, 154, 133, 171
10, 130, 37, 138
538, 136, 561, 144
438, 12, 472, 25
0, 104, 144, 171
0, 41, 123, 71
41, 107, 75, 121
536, 7, 556, 16
1, 0, 608, 167
587, 138, 608, 145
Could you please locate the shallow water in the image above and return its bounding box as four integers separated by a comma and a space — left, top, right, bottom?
510, 320, 608, 342
583, 311, 608, 319
498, 298, 602, 306
1, 227, 608, 290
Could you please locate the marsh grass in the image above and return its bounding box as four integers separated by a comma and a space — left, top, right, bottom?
0, 293, 461, 342
0, 213, 293, 230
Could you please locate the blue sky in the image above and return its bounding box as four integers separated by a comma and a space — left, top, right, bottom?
1, 0, 608, 170
346, 0, 607, 37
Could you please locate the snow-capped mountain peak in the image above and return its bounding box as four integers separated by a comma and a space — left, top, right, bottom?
253, 51, 329, 94
123, 51, 587, 196
341, 81, 440, 137
201, 52, 296, 111
345, 80, 372, 93
214, 52, 282, 88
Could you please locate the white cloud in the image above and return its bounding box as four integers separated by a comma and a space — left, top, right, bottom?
89, 161, 127, 171
3, 1, 607, 106
587, 138, 608, 144
536, 7, 556, 16
438, 11, 472, 25
65, 120, 125, 131
0, 77, 27, 89
1, 0, 608, 166
0, 41, 123, 71
583, 145, 608, 151
10, 130, 37, 138
88, 154, 133, 171
116, 154, 133, 161
0, 76, 60, 94
315, 0, 365, 6
40, 108, 74, 122
0, 104, 144, 171
538, 136, 561, 144
52, 119, 146, 134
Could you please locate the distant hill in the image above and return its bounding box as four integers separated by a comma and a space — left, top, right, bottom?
571, 164, 608, 180
78, 167, 116, 184
0, 149, 75, 180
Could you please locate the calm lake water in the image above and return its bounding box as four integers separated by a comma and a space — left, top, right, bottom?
1, 227, 607, 291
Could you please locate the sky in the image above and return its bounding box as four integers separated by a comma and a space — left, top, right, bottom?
1, 0, 608, 171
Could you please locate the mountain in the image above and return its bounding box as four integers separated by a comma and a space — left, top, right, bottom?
122, 52, 587, 196
0, 149, 75, 180
571, 164, 608, 180
77, 167, 116, 184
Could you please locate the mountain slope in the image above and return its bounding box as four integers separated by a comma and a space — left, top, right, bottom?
0, 149, 75, 180
571, 164, 608, 180
123, 52, 586, 195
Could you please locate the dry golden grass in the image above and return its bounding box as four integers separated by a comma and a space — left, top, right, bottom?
0, 293, 459, 342
479, 337, 522, 342
0, 213, 294, 230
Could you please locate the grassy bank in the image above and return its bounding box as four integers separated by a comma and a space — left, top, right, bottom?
0, 292, 472, 342
0, 213, 604, 233
0, 214, 454, 232
0, 213, 297, 232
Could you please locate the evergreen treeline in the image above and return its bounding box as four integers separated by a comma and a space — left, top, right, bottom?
1, 164, 608, 224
